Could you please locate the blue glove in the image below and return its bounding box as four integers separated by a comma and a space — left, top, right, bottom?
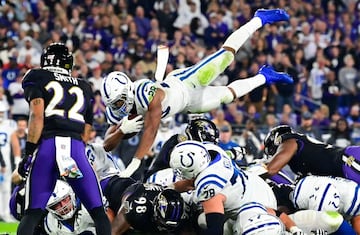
18, 154, 33, 178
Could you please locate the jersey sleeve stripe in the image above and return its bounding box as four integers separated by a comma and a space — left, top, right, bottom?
135, 83, 146, 108
135, 81, 152, 109
293, 178, 306, 208
196, 174, 227, 187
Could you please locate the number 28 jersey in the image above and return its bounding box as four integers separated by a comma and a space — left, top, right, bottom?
22, 68, 93, 140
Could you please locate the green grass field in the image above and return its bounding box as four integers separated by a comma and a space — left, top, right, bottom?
0, 222, 18, 235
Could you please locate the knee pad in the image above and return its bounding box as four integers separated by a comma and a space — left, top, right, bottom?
321, 211, 344, 230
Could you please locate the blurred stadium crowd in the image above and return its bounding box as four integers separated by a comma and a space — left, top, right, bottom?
1, 0, 360, 222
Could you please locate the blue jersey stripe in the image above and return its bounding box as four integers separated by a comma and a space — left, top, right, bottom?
135, 83, 145, 108
140, 81, 151, 107
346, 185, 360, 215
196, 174, 227, 187
177, 49, 226, 81
242, 222, 280, 235
318, 183, 332, 211
239, 203, 266, 214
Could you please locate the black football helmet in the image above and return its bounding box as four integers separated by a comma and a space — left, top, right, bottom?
185, 118, 219, 144
40, 42, 73, 73
153, 189, 184, 231
264, 125, 293, 157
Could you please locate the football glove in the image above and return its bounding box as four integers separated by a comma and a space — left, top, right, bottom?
119, 115, 143, 134
119, 158, 141, 178
18, 154, 33, 178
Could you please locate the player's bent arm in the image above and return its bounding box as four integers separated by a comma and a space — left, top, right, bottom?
27, 98, 44, 144
111, 208, 131, 235
103, 124, 126, 152
266, 139, 298, 176
201, 194, 226, 235
133, 90, 164, 160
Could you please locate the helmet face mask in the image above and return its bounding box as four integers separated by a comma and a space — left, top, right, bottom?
185, 118, 219, 144
264, 125, 292, 157
40, 43, 73, 74
101, 71, 134, 117
169, 141, 211, 180
153, 189, 184, 231
46, 181, 77, 221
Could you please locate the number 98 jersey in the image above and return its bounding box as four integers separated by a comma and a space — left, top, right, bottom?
121, 182, 164, 232
22, 68, 94, 140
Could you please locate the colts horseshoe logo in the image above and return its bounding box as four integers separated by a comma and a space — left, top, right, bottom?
180, 152, 195, 167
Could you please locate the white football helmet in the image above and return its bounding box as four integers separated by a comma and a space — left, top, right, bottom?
239, 214, 286, 235
308, 183, 340, 212
46, 180, 78, 221
169, 140, 210, 180
100, 71, 135, 117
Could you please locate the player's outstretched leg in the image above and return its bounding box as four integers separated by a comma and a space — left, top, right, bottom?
179, 8, 290, 89
258, 65, 293, 84
223, 8, 289, 54
227, 65, 293, 99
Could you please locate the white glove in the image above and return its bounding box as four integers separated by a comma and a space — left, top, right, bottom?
119, 115, 143, 134
119, 158, 141, 178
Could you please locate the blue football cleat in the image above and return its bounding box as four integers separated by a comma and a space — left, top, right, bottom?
258, 65, 293, 84
254, 9, 290, 25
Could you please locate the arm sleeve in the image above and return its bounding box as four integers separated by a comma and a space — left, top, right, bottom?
201, 213, 225, 235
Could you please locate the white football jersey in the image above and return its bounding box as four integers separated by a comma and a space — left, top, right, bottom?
85, 143, 121, 181
193, 149, 277, 220
44, 205, 95, 235
134, 78, 189, 118
292, 175, 360, 217
0, 119, 17, 162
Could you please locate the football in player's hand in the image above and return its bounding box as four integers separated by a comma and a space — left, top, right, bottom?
121, 113, 142, 139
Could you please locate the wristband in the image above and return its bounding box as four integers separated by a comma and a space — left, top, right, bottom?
25, 141, 38, 156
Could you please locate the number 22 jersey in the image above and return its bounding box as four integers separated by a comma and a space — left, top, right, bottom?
22, 68, 94, 140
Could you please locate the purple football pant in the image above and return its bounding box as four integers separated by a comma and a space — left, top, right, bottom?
25, 137, 103, 211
